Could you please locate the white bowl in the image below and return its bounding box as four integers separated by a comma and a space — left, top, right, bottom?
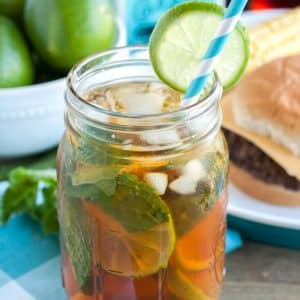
0, 79, 66, 158
0, 19, 126, 158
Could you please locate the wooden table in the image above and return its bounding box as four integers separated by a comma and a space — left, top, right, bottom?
221, 241, 300, 300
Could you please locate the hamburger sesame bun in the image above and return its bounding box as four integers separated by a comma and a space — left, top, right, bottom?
232, 55, 300, 156
230, 163, 300, 206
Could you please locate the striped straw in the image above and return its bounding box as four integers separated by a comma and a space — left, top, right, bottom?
183, 0, 248, 102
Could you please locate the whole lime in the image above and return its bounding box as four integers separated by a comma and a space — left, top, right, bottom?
24, 0, 118, 72
0, 15, 34, 88
0, 0, 24, 18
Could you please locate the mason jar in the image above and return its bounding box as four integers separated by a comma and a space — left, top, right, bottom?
57, 46, 228, 300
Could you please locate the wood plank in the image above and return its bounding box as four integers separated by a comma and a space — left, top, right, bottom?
221, 281, 300, 300
225, 241, 300, 283
220, 241, 300, 299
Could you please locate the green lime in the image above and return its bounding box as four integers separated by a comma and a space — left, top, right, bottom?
149, 2, 249, 92
0, 0, 24, 18
0, 15, 34, 88
24, 0, 118, 72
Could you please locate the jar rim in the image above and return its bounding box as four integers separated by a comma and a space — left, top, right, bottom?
66, 46, 222, 127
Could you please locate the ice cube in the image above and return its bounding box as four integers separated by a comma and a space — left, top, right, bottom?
84, 82, 182, 115
144, 172, 168, 195
142, 130, 180, 145
169, 175, 197, 195
120, 92, 165, 114
182, 159, 206, 182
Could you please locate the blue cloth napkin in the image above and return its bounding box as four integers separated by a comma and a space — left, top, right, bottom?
0, 216, 65, 300
126, 0, 218, 44
126, 0, 183, 44
226, 228, 243, 253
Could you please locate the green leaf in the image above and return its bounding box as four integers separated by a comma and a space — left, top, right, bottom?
1, 169, 38, 223
69, 163, 120, 199
68, 171, 171, 233
75, 133, 130, 167
98, 178, 117, 197
40, 183, 59, 233
72, 164, 120, 186
93, 172, 171, 233
61, 196, 93, 294
0, 167, 59, 234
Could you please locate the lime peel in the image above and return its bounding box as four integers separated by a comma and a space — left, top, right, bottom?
149, 1, 249, 92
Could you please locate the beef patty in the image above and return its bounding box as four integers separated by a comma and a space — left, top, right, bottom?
223, 129, 300, 191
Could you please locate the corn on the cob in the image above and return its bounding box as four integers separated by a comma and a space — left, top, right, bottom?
247, 7, 300, 72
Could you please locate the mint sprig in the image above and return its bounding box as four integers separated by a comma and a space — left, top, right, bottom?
0, 168, 59, 233
94, 172, 171, 232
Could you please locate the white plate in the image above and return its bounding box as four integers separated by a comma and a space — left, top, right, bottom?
241, 8, 287, 27
227, 9, 300, 230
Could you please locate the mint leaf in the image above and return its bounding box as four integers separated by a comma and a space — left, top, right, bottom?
69, 171, 171, 233
0, 168, 59, 234
40, 183, 59, 233
76, 136, 122, 165
70, 164, 120, 198
98, 178, 117, 197
72, 164, 119, 186
61, 196, 93, 295
92, 172, 171, 232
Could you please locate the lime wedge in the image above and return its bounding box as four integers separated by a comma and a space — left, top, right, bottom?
84, 201, 176, 277
149, 2, 249, 92
168, 269, 212, 300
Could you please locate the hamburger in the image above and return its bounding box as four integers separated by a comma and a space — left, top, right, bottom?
223, 55, 300, 206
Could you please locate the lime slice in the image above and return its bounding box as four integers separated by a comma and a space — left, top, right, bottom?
84, 201, 176, 278
149, 2, 249, 92
168, 269, 212, 300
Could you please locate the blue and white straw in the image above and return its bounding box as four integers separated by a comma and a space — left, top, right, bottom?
183, 0, 248, 102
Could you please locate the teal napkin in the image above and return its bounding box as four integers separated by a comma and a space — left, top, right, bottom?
126, 0, 218, 44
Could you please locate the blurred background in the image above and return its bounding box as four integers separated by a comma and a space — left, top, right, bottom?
124, 0, 299, 44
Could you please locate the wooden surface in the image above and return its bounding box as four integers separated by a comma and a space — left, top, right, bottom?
221, 241, 300, 300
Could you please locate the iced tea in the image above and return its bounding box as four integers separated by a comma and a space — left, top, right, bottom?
57, 47, 228, 300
